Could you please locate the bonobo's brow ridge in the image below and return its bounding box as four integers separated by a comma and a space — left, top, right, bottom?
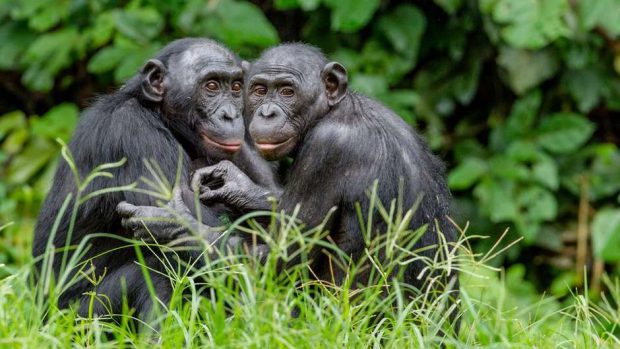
254, 64, 305, 82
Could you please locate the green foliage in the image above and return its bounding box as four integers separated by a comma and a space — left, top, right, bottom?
0, 0, 619, 288
592, 209, 620, 261
0, 104, 78, 268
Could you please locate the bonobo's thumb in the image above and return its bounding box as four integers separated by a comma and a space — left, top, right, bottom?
117, 201, 138, 218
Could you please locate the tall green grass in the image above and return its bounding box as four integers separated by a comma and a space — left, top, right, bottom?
0, 144, 618, 348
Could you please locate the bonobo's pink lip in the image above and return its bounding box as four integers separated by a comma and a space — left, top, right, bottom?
255, 137, 294, 152
202, 133, 242, 153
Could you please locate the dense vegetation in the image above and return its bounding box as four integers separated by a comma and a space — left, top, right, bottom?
0, 0, 619, 346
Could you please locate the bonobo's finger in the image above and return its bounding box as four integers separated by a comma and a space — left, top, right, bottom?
171, 185, 184, 203
191, 162, 233, 191
121, 216, 141, 232
171, 185, 191, 211
198, 187, 226, 203
191, 166, 218, 192
123, 217, 159, 240
117, 202, 139, 218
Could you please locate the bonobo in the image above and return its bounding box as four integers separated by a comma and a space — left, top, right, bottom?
32, 38, 275, 319
189, 44, 459, 307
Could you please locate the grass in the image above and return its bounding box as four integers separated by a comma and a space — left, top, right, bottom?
0, 145, 618, 348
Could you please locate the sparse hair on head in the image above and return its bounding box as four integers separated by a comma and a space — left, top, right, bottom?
153, 38, 238, 65
259, 42, 328, 66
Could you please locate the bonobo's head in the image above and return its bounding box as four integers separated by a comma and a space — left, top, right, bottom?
246, 43, 348, 160
139, 38, 245, 159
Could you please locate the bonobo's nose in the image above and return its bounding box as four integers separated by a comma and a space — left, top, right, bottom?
259, 103, 276, 118
219, 105, 240, 121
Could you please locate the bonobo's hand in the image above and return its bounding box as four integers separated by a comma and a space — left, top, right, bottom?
117, 186, 206, 243
191, 160, 276, 211
116, 187, 271, 261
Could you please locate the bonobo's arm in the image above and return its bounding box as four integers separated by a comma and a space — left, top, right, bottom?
192, 160, 278, 212
116, 186, 250, 257
233, 140, 282, 194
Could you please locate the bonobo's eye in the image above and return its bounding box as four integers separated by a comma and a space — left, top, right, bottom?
253, 85, 267, 97
204, 81, 219, 92
231, 81, 243, 92
280, 87, 295, 97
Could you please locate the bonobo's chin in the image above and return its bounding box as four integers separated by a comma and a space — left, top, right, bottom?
255, 136, 296, 161
201, 132, 242, 159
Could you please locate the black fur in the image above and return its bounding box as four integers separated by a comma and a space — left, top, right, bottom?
32, 38, 274, 319
246, 43, 459, 314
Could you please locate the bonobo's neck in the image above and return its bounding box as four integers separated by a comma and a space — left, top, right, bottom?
322, 91, 354, 122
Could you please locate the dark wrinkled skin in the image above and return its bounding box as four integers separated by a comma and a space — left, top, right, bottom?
194, 43, 460, 329
32, 38, 275, 321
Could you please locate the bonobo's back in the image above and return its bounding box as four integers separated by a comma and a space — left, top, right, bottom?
32, 89, 182, 270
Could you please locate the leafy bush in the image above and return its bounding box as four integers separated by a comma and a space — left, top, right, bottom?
0, 0, 619, 290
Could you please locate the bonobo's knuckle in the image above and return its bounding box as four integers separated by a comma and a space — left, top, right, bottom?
117, 202, 138, 217
220, 159, 234, 167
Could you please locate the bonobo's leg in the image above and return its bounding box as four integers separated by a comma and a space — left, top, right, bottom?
76, 255, 172, 321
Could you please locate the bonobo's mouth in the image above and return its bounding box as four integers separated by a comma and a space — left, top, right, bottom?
255, 137, 294, 152
201, 133, 242, 153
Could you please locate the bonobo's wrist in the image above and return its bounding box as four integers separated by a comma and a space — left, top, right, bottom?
243, 187, 278, 211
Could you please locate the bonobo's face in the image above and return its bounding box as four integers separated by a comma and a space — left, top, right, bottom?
246, 45, 348, 160
140, 42, 245, 159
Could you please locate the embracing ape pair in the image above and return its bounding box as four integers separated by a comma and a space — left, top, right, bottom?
33, 38, 458, 326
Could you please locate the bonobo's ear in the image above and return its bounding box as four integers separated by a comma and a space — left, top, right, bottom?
241, 60, 251, 74
141, 59, 166, 102
321, 61, 348, 107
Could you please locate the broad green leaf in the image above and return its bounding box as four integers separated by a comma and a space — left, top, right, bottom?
274, 0, 300, 9
350, 74, 388, 97
22, 27, 79, 92
113, 45, 161, 83
588, 144, 620, 200
112, 7, 164, 42
377, 89, 419, 124
453, 139, 486, 162
562, 69, 604, 113
513, 216, 540, 243
492, 0, 570, 49
181, 0, 279, 53
377, 4, 426, 63
505, 90, 541, 139
452, 60, 481, 105
506, 141, 540, 162
1, 128, 28, 155
536, 113, 595, 153
5, 138, 56, 185
448, 158, 487, 190
358, 40, 414, 83
83, 11, 115, 49
274, 0, 320, 10
28, 1, 70, 32
298, 0, 321, 10
30, 103, 78, 141
324, 0, 380, 33
518, 186, 558, 221
434, 0, 463, 14
532, 156, 559, 190
579, 0, 620, 37
474, 178, 518, 222
497, 47, 559, 95
87, 46, 129, 74
591, 208, 620, 261
0, 111, 26, 139
0, 23, 36, 70
489, 156, 529, 180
